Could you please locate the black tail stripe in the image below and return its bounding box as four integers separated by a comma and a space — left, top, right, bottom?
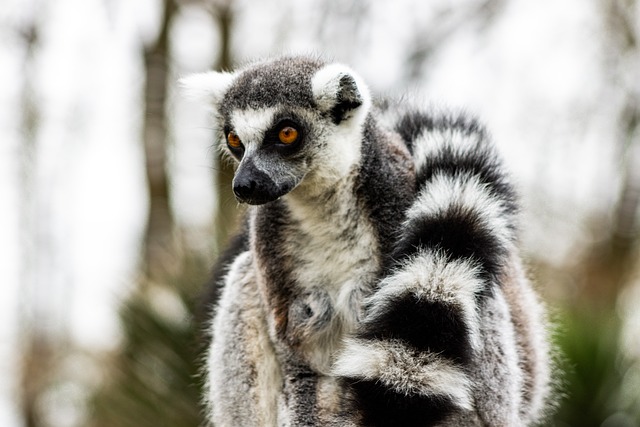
392, 207, 508, 282
417, 148, 518, 214
344, 378, 456, 427
359, 295, 473, 365
394, 111, 487, 157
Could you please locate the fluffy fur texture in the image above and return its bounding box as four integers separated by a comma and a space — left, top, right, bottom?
184, 55, 553, 426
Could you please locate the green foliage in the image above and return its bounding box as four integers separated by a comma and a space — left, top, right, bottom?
551, 308, 640, 427
88, 255, 209, 427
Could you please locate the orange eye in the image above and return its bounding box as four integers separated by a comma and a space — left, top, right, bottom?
227, 131, 242, 149
278, 126, 298, 145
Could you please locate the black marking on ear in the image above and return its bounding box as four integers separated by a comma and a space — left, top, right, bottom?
343, 378, 456, 427
330, 75, 364, 125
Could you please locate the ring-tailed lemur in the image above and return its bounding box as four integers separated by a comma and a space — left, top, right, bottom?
182, 55, 553, 426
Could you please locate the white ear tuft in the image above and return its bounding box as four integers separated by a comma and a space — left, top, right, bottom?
311, 63, 371, 123
178, 71, 235, 108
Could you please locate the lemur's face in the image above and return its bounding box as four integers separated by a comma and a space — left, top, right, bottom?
221, 103, 324, 205
181, 57, 371, 205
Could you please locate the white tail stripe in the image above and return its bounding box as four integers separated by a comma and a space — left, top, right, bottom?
333, 338, 473, 410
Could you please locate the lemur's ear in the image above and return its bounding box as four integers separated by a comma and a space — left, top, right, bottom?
311, 64, 371, 125
179, 71, 235, 109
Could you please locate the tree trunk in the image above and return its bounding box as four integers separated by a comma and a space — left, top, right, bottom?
142, 0, 178, 283
17, 21, 53, 427
211, 0, 240, 251
579, 0, 640, 307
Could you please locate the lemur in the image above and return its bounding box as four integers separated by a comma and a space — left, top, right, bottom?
182, 55, 553, 426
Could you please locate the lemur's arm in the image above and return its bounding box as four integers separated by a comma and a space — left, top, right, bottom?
334, 112, 519, 426
196, 217, 250, 347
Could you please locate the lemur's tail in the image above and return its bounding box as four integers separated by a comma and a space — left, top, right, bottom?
333, 111, 538, 426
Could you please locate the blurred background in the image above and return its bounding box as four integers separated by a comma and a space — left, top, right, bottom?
1, 0, 639, 425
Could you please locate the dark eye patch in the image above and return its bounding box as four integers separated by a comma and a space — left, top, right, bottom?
222, 124, 245, 160
263, 115, 307, 156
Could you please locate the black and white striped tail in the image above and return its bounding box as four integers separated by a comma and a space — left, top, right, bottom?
334, 112, 519, 426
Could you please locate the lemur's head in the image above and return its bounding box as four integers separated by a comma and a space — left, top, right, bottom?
181, 56, 371, 205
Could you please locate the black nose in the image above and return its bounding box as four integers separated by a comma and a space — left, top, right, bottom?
232, 159, 282, 205
233, 178, 256, 200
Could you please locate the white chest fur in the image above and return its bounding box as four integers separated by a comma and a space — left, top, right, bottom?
282, 172, 380, 374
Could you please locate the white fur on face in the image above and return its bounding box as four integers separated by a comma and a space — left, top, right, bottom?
229, 107, 279, 155
229, 107, 315, 194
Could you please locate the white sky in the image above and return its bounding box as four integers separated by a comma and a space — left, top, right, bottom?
0, 0, 634, 425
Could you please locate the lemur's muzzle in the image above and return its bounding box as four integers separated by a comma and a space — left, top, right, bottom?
233, 158, 290, 205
